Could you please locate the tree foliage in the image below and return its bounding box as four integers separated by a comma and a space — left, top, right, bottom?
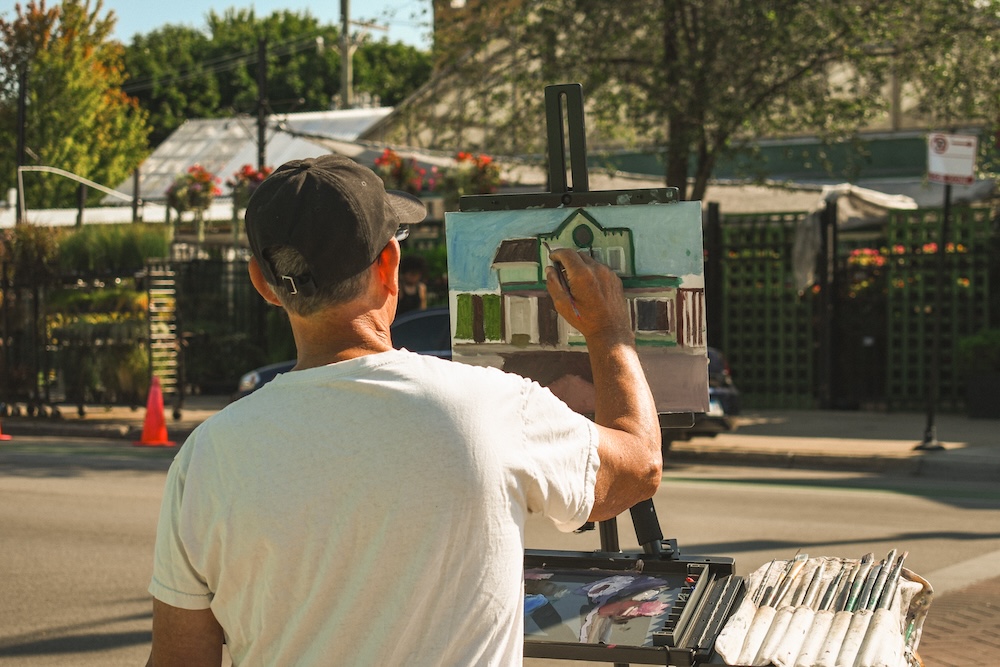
0, 0, 150, 208
122, 8, 433, 147
428, 0, 1000, 200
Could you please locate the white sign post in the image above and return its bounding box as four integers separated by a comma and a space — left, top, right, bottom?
927, 132, 978, 185
918, 132, 979, 450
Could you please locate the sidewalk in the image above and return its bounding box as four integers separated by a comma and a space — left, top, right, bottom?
2, 400, 998, 665
669, 408, 1000, 481
4, 399, 1000, 480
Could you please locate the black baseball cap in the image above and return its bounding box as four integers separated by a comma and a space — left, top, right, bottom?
245, 154, 426, 296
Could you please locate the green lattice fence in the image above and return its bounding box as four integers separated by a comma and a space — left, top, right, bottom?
720, 212, 818, 409
884, 206, 993, 411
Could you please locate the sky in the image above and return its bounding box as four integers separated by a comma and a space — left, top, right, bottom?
1, 1, 432, 48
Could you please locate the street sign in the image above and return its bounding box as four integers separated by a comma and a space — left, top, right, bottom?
927, 132, 978, 185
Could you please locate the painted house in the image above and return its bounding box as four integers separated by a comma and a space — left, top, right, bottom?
453, 209, 705, 351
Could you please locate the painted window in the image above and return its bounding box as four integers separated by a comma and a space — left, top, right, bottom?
607, 246, 626, 273
572, 224, 595, 248
635, 298, 671, 333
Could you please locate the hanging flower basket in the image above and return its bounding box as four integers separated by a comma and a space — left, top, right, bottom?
226, 164, 274, 209
165, 164, 222, 214
373, 148, 438, 196
440, 152, 503, 210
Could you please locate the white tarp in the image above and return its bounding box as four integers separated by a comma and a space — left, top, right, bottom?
793, 184, 919, 294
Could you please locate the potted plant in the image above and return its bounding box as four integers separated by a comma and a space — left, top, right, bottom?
439, 151, 503, 211
165, 164, 222, 243
957, 328, 1000, 418
226, 164, 274, 210
373, 148, 438, 196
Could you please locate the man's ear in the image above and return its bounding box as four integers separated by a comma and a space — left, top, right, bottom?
248, 257, 283, 306
375, 239, 401, 296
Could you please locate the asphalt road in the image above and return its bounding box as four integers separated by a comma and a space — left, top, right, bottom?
2, 440, 998, 666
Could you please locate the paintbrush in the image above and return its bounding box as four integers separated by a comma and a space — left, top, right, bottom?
771, 553, 810, 608
542, 242, 581, 318
876, 550, 908, 610
816, 555, 872, 667
819, 561, 850, 612
794, 562, 851, 667
752, 559, 779, 605
864, 549, 896, 611
769, 561, 827, 667
752, 556, 812, 665
844, 552, 874, 612
839, 553, 895, 667
857, 562, 883, 611
856, 551, 911, 667
736, 553, 807, 665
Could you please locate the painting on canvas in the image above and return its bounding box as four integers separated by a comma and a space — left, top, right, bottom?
445, 201, 708, 415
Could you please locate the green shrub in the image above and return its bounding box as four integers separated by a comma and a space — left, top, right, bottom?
58, 224, 170, 275
957, 328, 1000, 375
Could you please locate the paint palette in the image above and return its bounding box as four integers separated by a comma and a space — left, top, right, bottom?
524, 567, 692, 645
523, 551, 744, 665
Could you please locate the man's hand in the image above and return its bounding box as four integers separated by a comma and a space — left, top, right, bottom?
544, 247, 632, 345
544, 245, 661, 521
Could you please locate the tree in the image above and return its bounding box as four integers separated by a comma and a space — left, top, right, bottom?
121, 9, 433, 147
0, 0, 150, 208
426, 0, 1000, 200
120, 25, 220, 146
354, 39, 433, 107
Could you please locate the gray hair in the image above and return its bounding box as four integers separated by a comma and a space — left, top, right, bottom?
264, 247, 370, 316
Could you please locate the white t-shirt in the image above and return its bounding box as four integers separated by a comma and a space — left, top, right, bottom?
149, 349, 599, 666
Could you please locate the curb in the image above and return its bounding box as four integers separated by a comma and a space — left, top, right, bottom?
666, 445, 1000, 481
1, 420, 198, 442
5, 419, 999, 481
2, 420, 133, 439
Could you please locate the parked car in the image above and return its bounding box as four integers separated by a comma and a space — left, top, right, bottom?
233, 307, 451, 400
660, 346, 741, 452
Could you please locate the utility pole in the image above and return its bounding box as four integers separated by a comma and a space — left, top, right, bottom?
16, 64, 27, 224
257, 38, 268, 171
340, 0, 354, 109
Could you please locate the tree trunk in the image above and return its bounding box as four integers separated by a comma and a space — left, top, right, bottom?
665, 116, 691, 200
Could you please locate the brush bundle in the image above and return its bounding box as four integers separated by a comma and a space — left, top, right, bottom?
714, 552, 932, 667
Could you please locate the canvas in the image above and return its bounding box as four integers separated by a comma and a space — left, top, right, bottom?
445, 201, 709, 415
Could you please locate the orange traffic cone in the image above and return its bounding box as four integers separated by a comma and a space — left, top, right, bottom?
134, 377, 175, 447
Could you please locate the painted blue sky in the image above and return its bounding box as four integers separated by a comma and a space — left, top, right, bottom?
446, 202, 705, 292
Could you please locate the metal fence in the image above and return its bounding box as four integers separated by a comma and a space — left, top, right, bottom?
709, 202, 996, 412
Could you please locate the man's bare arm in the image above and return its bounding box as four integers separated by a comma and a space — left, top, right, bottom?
147, 599, 224, 667
545, 248, 662, 521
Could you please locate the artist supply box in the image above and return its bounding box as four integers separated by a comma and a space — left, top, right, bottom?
523, 548, 745, 666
